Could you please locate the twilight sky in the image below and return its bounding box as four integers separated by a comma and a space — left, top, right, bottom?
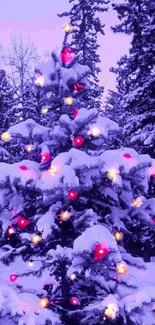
0, 0, 131, 93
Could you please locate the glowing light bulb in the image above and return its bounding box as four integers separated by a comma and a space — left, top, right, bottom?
70, 274, 76, 281
64, 97, 74, 105
35, 74, 44, 86
104, 304, 117, 320
107, 168, 117, 181
32, 235, 41, 244
49, 165, 57, 175
10, 274, 17, 282
1, 132, 11, 142
40, 297, 49, 308
114, 231, 123, 241
59, 210, 71, 221
29, 260, 34, 267
8, 227, 15, 235
132, 197, 143, 208
89, 126, 101, 137
63, 23, 72, 33
25, 144, 33, 153
70, 297, 79, 305
41, 106, 48, 114
116, 261, 128, 274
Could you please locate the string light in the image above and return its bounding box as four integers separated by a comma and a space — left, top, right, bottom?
25, 144, 33, 153
94, 243, 110, 261
1, 132, 11, 142
10, 274, 18, 282
70, 274, 76, 281
8, 227, 15, 235
70, 297, 79, 305
107, 168, 118, 181
64, 97, 74, 105
35, 73, 44, 86
40, 297, 50, 308
132, 197, 143, 208
104, 304, 117, 320
114, 231, 123, 241
63, 23, 72, 33
59, 210, 71, 221
116, 261, 128, 274
32, 235, 41, 244
41, 106, 48, 114
49, 165, 57, 175
88, 126, 101, 137
73, 135, 85, 147
68, 190, 78, 200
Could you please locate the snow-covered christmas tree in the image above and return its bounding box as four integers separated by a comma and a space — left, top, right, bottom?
0, 25, 155, 325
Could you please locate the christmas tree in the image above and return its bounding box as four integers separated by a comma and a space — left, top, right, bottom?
0, 26, 155, 325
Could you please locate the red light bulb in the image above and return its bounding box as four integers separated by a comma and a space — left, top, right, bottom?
94, 243, 110, 261
61, 47, 74, 63
68, 190, 78, 200
70, 296, 79, 305
73, 135, 85, 147
72, 108, 78, 117
19, 165, 28, 171
17, 217, 30, 230
123, 153, 132, 159
10, 274, 17, 282
40, 152, 51, 163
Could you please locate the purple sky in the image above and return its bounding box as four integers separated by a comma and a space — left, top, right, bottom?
0, 0, 130, 92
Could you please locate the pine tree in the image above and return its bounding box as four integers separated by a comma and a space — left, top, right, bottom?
58, 0, 109, 110
0, 27, 155, 325
111, 0, 155, 158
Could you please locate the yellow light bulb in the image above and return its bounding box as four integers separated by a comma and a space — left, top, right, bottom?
35, 75, 44, 87
63, 23, 72, 33
107, 169, 117, 181
116, 261, 128, 274
114, 231, 123, 241
132, 197, 142, 208
59, 210, 71, 221
64, 97, 74, 105
40, 297, 49, 308
29, 261, 34, 267
1, 132, 11, 142
49, 165, 57, 175
104, 304, 116, 320
32, 235, 41, 244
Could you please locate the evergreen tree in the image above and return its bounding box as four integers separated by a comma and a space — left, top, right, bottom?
111, 0, 155, 158
58, 0, 109, 110
0, 27, 155, 325
104, 89, 122, 124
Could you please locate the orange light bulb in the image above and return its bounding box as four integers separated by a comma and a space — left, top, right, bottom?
59, 210, 71, 221
40, 297, 49, 308
64, 97, 74, 105
114, 232, 123, 241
